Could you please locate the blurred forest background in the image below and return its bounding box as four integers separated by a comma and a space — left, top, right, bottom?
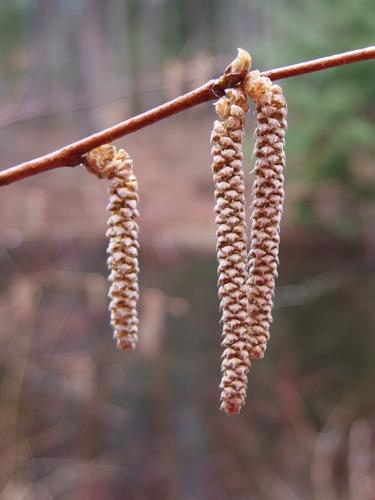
0, 0, 374, 499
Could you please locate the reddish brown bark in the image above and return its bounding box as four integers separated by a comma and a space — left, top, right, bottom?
0, 46, 373, 187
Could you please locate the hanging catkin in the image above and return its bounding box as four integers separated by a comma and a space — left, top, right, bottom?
85, 144, 140, 350
210, 86, 251, 415
244, 70, 288, 360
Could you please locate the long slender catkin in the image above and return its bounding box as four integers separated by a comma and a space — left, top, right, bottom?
244, 71, 288, 360
85, 144, 140, 350
210, 87, 251, 415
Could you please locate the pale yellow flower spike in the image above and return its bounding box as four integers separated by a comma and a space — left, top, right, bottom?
85, 144, 140, 350
244, 70, 288, 360
211, 85, 251, 416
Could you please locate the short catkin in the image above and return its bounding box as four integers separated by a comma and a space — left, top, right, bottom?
210, 87, 251, 415
85, 144, 140, 350
244, 71, 288, 360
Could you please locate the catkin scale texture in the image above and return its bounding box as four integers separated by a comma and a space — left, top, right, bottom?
210, 87, 251, 415
85, 145, 140, 350
244, 72, 287, 360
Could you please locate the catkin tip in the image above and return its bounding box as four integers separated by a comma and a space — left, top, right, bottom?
85, 144, 117, 178
225, 48, 252, 75
221, 400, 242, 416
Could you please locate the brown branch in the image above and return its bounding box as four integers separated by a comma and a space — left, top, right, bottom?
262, 46, 375, 80
0, 46, 374, 187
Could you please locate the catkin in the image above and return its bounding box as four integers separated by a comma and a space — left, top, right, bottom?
244, 71, 288, 360
85, 144, 140, 350
210, 87, 251, 415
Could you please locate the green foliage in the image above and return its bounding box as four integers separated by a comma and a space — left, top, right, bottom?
251, 0, 375, 236
0, 2, 33, 82
288, 0, 374, 166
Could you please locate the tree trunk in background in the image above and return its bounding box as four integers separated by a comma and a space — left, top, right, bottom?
33, 0, 56, 104
0, 0, 56, 164
106, 0, 130, 93
73, 0, 106, 133
186, 0, 214, 53
137, 0, 163, 109
214, 0, 259, 56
